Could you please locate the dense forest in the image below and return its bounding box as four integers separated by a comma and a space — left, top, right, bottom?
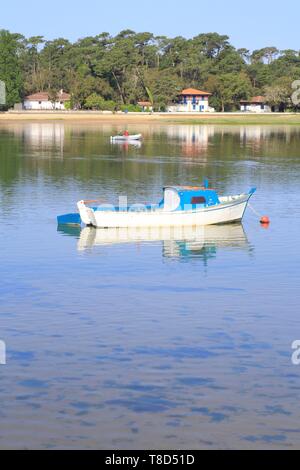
0, 29, 300, 111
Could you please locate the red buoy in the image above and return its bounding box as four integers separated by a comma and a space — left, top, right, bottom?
260, 216, 270, 225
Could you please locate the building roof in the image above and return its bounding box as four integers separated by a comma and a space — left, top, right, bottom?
57, 90, 71, 101
137, 101, 152, 106
180, 88, 212, 96
25, 92, 49, 101
165, 186, 214, 192
240, 95, 266, 104
25, 90, 71, 102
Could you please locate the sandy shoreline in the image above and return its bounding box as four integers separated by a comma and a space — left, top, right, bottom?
1, 111, 300, 125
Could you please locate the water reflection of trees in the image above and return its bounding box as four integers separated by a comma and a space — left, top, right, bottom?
1, 123, 300, 194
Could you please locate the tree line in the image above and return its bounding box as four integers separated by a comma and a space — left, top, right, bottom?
0, 29, 300, 111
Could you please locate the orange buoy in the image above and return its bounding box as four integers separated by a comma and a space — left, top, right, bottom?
260, 216, 270, 225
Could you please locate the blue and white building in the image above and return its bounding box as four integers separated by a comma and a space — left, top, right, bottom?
168, 88, 213, 112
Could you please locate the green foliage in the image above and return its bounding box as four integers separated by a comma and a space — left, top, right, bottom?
145, 87, 154, 106
205, 72, 252, 111
120, 104, 141, 112
64, 100, 71, 110
1, 29, 300, 111
84, 93, 117, 111
0, 30, 23, 108
264, 77, 293, 111
144, 68, 183, 110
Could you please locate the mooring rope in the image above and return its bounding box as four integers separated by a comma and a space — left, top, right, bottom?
248, 202, 262, 218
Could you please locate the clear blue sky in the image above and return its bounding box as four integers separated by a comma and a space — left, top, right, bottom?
2, 0, 299, 50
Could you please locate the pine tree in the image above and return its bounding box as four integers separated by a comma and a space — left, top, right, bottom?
0, 30, 23, 108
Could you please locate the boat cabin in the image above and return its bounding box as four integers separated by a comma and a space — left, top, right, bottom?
162, 186, 220, 211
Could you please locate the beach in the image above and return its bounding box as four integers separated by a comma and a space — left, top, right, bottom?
1, 111, 300, 125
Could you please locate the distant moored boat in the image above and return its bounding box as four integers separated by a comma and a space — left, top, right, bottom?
110, 133, 142, 142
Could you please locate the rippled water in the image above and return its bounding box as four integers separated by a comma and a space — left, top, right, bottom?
0, 122, 300, 449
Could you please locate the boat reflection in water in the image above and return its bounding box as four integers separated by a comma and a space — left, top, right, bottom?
110, 139, 142, 150
58, 223, 251, 262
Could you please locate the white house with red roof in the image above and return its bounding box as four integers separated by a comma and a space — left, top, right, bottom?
137, 100, 153, 112
23, 89, 71, 110
240, 96, 271, 113
168, 88, 213, 113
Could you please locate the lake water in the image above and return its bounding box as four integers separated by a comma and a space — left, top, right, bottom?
0, 122, 300, 449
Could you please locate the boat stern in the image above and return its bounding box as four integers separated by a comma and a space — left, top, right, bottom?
57, 212, 81, 226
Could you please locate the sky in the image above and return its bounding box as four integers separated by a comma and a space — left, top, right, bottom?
1, 0, 299, 51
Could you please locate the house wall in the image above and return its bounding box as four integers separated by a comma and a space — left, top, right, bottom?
240, 103, 271, 113
23, 100, 66, 110
139, 105, 153, 112
168, 95, 210, 113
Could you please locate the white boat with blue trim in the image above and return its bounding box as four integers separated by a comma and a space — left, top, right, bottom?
110, 133, 142, 142
57, 181, 256, 228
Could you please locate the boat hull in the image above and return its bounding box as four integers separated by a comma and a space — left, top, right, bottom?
77, 193, 252, 228
110, 134, 142, 141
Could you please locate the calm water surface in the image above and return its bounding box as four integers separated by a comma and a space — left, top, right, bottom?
0, 122, 299, 449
